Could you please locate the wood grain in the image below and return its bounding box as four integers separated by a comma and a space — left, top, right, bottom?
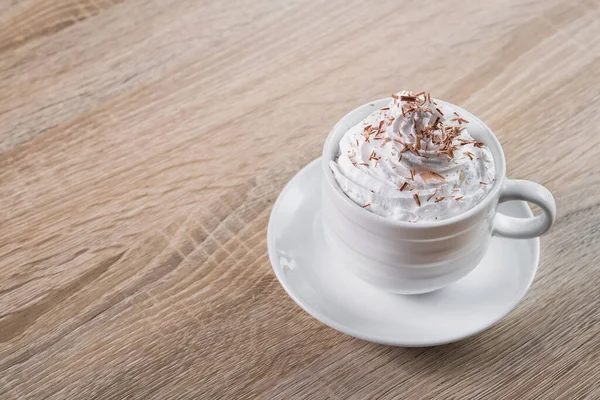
0, 0, 599, 398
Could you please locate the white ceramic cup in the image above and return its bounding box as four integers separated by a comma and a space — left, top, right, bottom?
321, 98, 556, 294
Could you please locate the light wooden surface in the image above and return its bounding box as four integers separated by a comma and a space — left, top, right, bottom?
0, 0, 599, 398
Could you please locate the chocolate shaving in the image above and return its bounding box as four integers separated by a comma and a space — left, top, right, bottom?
420, 171, 446, 182
400, 144, 418, 156
434, 197, 445, 203
431, 171, 446, 181
455, 196, 464, 201
362, 203, 371, 208
452, 117, 470, 124
427, 189, 438, 201
409, 169, 416, 181
399, 181, 408, 191
413, 193, 421, 207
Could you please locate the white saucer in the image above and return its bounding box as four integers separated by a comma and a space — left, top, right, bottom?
267, 158, 540, 346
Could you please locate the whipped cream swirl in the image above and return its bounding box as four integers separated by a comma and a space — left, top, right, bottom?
330, 90, 496, 222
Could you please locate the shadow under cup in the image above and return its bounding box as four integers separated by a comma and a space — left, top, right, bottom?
321, 98, 509, 294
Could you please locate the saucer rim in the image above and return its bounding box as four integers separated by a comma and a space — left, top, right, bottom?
267, 158, 540, 347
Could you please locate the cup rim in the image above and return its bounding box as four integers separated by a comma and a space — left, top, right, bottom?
322, 97, 507, 229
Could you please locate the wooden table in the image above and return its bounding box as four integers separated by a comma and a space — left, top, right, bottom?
1, 0, 599, 398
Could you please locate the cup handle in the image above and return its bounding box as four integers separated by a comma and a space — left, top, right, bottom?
492, 179, 556, 239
